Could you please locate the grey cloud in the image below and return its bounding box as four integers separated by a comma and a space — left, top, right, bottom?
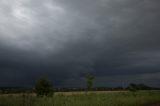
0, 0, 160, 87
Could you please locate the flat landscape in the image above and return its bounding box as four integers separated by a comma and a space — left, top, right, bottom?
0, 0, 160, 106
0, 90, 160, 106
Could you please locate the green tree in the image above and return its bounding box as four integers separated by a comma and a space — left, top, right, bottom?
35, 77, 54, 97
85, 74, 95, 91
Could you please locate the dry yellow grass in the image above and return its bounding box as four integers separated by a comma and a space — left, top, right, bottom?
55, 90, 128, 96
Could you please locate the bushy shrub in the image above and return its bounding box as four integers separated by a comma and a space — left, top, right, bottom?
35, 78, 54, 97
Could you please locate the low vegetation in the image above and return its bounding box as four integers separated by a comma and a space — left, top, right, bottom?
0, 77, 160, 106
0, 90, 160, 106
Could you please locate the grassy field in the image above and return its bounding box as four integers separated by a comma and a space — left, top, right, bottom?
0, 90, 160, 106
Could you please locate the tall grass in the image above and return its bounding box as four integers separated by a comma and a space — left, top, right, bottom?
0, 90, 160, 106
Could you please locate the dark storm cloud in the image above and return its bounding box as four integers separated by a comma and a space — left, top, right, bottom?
0, 0, 160, 87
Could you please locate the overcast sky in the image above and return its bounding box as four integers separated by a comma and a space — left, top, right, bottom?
0, 0, 160, 87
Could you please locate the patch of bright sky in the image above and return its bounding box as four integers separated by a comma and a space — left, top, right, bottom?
0, 0, 67, 50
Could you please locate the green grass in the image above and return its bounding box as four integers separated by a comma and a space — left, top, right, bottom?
0, 90, 160, 106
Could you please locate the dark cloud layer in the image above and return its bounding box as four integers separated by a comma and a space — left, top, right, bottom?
0, 0, 160, 87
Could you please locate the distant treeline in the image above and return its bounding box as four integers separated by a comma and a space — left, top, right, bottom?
0, 84, 160, 94
0, 87, 32, 94
55, 84, 160, 92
